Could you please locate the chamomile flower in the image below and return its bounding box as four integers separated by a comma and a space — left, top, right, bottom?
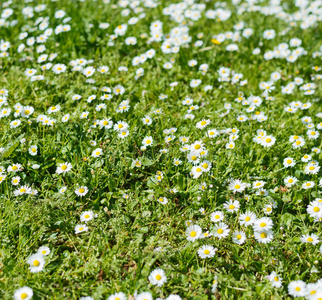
186, 225, 202, 241
56, 162, 72, 174
27, 253, 45, 273
284, 176, 298, 187
228, 179, 246, 193
92, 148, 103, 158
223, 200, 240, 213
197, 245, 216, 259
288, 280, 307, 297
213, 222, 230, 239
301, 233, 320, 245
14, 287, 33, 300
75, 224, 88, 234
232, 231, 246, 245
75, 186, 89, 197
148, 268, 167, 287
254, 229, 273, 243
157, 197, 168, 204
268, 271, 283, 288
253, 217, 273, 231
107, 292, 127, 300
80, 211, 94, 222
210, 211, 224, 223
37, 246, 50, 256
302, 181, 315, 189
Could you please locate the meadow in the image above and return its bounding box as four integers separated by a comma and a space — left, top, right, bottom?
0, 0, 322, 299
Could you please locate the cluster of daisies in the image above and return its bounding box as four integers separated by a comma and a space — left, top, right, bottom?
1, 0, 322, 298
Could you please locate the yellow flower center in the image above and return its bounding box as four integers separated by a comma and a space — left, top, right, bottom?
295, 287, 301, 292
42, 250, 46, 254
234, 184, 240, 189
61, 165, 67, 170
260, 232, 267, 238
266, 138, 271, 143
12, 166, 18, 170
146, 140, 151, 144
201, 121, 207, 126
245, 216, 251, 221
195, 144, 201, 149
79, 227, 84, 231
215, 215, 220, 219
190, 231, 196, 237
260, 222, 266, 227
229, 205, 235, 210
236, 234, 242, 240
21, 293, 28, 299
287, 159, 292, 164
313, 207, 320, 212
217, 228, 223, 234
79, 188, 85, 193
274, 276, 279, 282
156, 274, 161, 280
196, 168, 202, 172
307, 237, 313, 242
309, 166, 315, 170
204, 249, 210, 255
33, 260, 40, 267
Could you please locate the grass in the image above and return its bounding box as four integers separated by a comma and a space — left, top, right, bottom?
0, 0, 322, 299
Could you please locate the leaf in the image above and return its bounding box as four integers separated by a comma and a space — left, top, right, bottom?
1, 133, 25, 159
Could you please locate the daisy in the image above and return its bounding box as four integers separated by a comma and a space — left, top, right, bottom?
14, 287, 33, 300
232, 231, 246, 245
136, 292, 153, 300
27, 253, 45, 273
92, 148, 103, 158
56, 162, 72, 174
37, 246, 50, 256
305, 165, 320, 175
268, 271, 283, 288
148, 268, 167, 287
284, 176, 298, 187
80, 211, 94, 222
223, 200, 240, 213
185, 225, 202, 242
254, 229, 273, 243
28, 145, 37, 156
166, 295, 182, 300
228, 179, 246, 193
75, 186, 89, 197
157, 197, 168, 204
288, 280, 307, 297
213, 222, 230, 239
59, 186, 67, 194
283, 157, 296, 168
197, 245, 216, 259
239, 211, 257, 226
75, 224, 88, 234
302, 181, 315, 189
307, 200, 322, 218
300, 233, 320, 245
196, 119, 211, 129
142, 136, 153, 147
11, 176, 20, 186
253, 180, 265, 189
253, 217, 273, 231
107, 292, 127, 300
191, 166, 203, 179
